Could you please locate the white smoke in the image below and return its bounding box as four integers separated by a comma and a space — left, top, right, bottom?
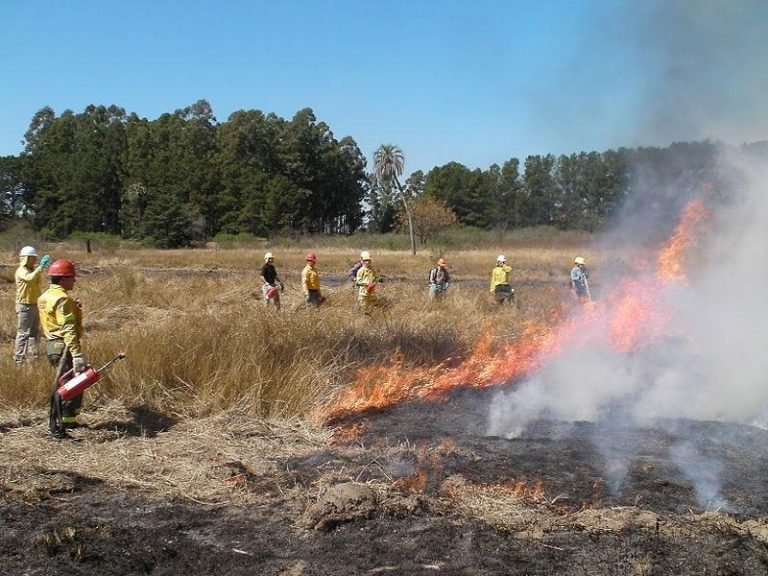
487, 150, 768, 508
670, 441, 730, 511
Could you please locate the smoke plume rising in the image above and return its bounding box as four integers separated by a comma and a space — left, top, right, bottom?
487, 148, 768, 509
487, 0, 768, 509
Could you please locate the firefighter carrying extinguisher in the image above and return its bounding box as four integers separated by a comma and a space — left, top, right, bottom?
38, 259, 86, 439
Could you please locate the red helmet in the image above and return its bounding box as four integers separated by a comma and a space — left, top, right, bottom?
306, 252, 317, 262
48, 259, 76, 277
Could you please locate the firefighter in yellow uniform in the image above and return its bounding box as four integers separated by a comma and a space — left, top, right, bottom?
38, 259, 86, 432
355, 252, 379, 314
301, 252, 323, 307
489, 254, 514, 304
14, 246, 51, 362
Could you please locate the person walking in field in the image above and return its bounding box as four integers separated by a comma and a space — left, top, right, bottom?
347, 253, 365, 285
489, 254, 514, 305
347, 252, 366, 306
14, 246, 51, 362
355, 252, 380, 314
302, 252, 323, 307
428, 258, 450, 301
38, 259, 86, 435
260, 252, 284, 310
570, 256, 591, 303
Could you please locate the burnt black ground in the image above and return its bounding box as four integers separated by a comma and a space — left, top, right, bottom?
343, 386, 768, 518
4, 382, 768, 575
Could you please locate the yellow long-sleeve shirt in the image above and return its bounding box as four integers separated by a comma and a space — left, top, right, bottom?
302, 264, 320, 293
38, 284, 84, 356
490, 264, 512, 292
355, 266, 379, 298
15, 257, 44, 305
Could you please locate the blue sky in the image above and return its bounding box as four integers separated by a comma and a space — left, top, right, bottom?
1, 0, 766, 175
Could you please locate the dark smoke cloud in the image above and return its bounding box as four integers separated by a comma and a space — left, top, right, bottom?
626, 0, 768, 146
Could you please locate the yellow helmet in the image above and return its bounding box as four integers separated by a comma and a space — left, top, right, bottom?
360, 250, 371, 261
574, 256, 585, 265
264, 252, 274, 261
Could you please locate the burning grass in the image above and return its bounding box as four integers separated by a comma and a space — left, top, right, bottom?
0, 244, 581, 419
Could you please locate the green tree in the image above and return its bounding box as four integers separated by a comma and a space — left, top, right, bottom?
277, 108, 365, 234
497, 158, 523, 229
373, 144, 415, 254
20, 105, 127, 237
365, 177, 397, 233
522, 154, 557, 226
216, 109, 284, 236
332, 136, 367, 233
424, 162, 491, 227
0, 155, 25, 223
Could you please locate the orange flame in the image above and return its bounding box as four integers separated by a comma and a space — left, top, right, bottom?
657, 199, 711, 281
317, 198, 712, 426
393, 442, 448, 494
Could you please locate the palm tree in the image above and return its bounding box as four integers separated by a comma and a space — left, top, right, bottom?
373, 144, 416, 254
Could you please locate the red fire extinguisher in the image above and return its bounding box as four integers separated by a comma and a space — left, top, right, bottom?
56, 353, 127, 401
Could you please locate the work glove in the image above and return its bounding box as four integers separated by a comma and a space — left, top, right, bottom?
39, 254, 52, 269
72, 354, 88, 374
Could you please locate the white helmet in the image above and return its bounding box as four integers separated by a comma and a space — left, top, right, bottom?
360, 250, 371, 261
574, 256, 585, 265
496, 254, 506, 263
20, 246, 37, 257
264, 252, 274, 261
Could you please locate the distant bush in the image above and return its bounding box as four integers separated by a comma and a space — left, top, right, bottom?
69, 231, 123, 253
212, 232, 266, 248
0, 221, 43, 256
249, 227, 594, 254
418, 226, 593, 250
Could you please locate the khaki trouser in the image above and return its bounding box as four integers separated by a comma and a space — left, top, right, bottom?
14, 303, 40, 361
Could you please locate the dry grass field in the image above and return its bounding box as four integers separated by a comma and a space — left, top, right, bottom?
2, 240, 768, 575
0, 244, 580, 418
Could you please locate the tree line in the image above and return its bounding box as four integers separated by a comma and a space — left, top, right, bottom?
0, 99, 764, 247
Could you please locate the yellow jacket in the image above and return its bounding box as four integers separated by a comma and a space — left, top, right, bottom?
356, 266, 379, 298
38, 284, 84, 356
490, 264, 512, 292
15, 256, 44, 305
302, 264, 320, 293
